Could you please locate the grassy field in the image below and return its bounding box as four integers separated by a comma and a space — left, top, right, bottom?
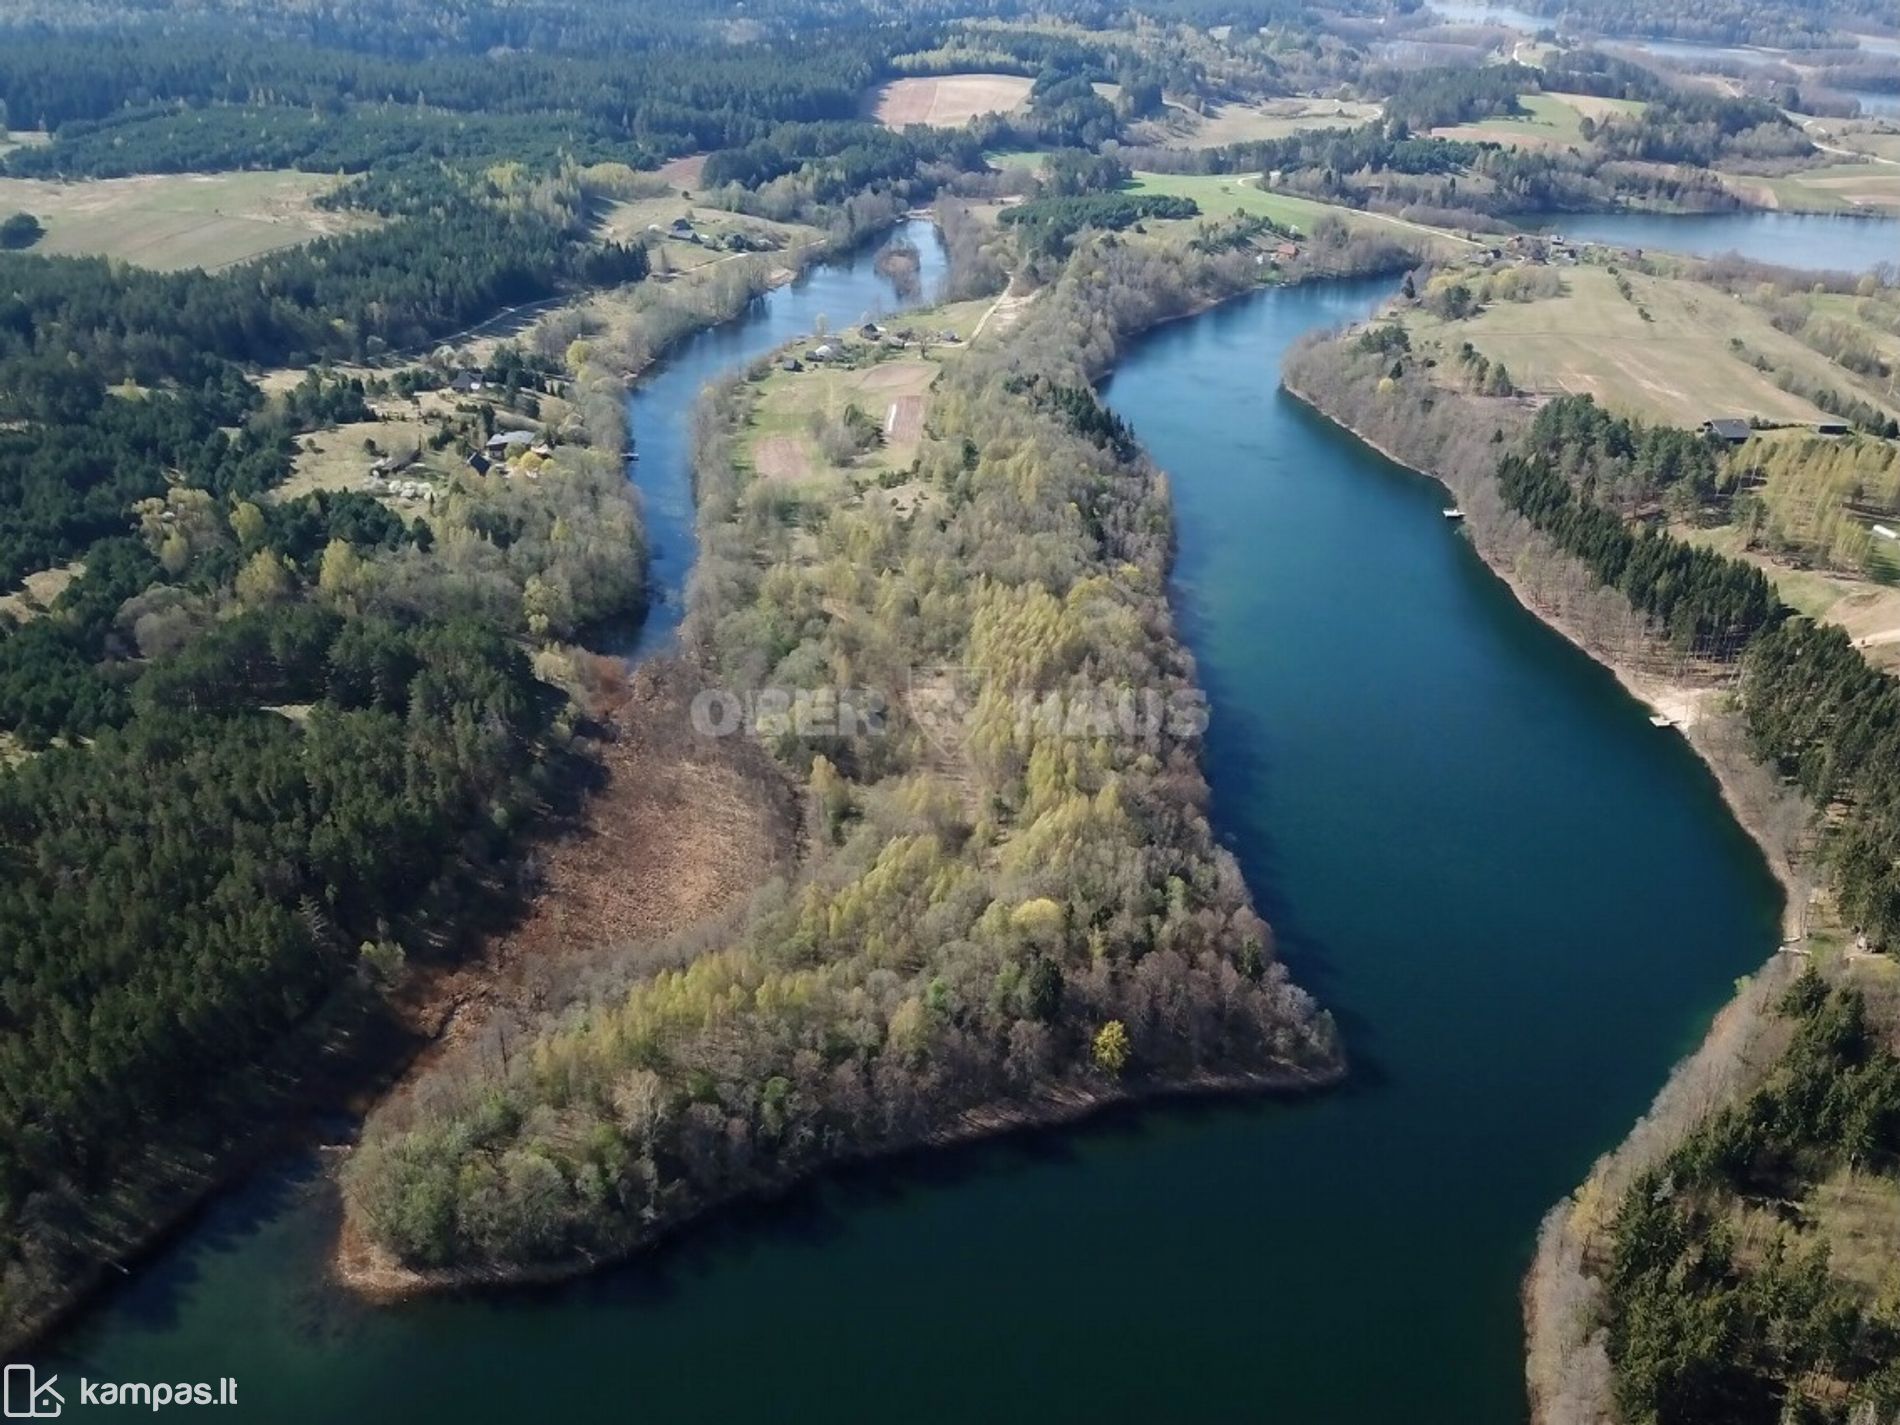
1126, 171, 1477, 254
1433, 91, 1646, 149
1723, 161, 1900, 214
276, 418, 443, 503
0, 170, 366, 270
987, 149, 1048, 173
736, 307, 1003, 528
596, 193, 820, 277
1132, 97, 1381, 150
869, 73, 1033, 128
1401, 263, 1896, 426
1682, 524, 1900, 671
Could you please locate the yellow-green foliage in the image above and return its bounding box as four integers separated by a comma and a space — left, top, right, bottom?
344, 239, 1338, 1274
1733, 435, 1900, 577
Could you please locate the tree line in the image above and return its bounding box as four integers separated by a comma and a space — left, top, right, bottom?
341, 230, 1341, 1274
1605, 975, 1900, 1423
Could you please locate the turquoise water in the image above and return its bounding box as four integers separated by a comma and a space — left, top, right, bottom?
29, 224, 1802, 1421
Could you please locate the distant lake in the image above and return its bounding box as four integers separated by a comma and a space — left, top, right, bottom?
1427, 0, 1551, 31
1534, 208, 1900, 271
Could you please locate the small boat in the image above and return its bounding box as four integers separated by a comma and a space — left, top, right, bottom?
1442, 507, 1465, 521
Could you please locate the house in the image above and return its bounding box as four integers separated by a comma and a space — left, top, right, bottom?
1273, 241, 1299, 262
860, 322, 882, 339
1702, 418, 1752, 444
465, 451, 492, 475
450, 371, 484, 395
809, 343, 838, 362
780, 357, 804, 373
669, 217, 694, 236
485, 429, 536, 453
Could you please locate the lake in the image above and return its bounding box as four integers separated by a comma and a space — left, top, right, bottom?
1536, 209, 1900, 271
39, 210, 1872, 1422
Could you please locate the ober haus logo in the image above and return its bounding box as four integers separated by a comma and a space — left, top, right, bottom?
4, 1365, 239, 1415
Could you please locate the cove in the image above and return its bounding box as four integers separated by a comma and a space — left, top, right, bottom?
39, 224, 1794, 1421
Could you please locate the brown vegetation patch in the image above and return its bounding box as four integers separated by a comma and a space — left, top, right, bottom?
753, 433, 815, 481
855, 358, 935, 395
870, 74, 1033, 129
0, 562, 81, 625
885, 393, 927, 444
0, 171, 366, 271
653, 153, 707, 188
387, 655, 800, 1084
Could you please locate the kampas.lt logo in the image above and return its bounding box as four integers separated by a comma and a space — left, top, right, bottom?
3, 1365, 62, 1419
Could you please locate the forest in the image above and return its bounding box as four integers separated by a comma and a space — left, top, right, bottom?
1603, 975, 1900, 1422
340, 231, 1344, 1274
1292, 331, 1900, 947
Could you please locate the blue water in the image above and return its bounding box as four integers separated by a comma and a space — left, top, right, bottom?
617, 218, 947, 659
1538, 209, 1900, 271
32, 210, 1832, 1423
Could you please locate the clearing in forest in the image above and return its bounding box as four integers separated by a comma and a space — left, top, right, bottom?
870, 74, 1034, 128
1138, 97, 1382, 149
0, 170, 367, 270
1125, 170, 1476, 255
1432, 91, 1646, 149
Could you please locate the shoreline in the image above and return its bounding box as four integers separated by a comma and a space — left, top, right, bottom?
1280, 376, 1814, 1425
2, 212, 928, 1359
334, 1058, 1345, 1301
1281, 379, 1807, 923
331, 249, 1370, 1304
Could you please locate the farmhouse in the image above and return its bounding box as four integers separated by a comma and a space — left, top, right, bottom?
1702, 418, 1752, 444
485, 429, 536, 453
450, 371, 484, 395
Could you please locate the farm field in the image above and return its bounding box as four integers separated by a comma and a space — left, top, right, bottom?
1724, 160, 1900, 213
737, 305, 1002, 521
1400, 264, 1898, 426
0, 170, 366, 270
1831, 127, 1900, 163
870, 73, 1033, 128
1433, 91, 1646, 149
750, 352, 938, 485
1134, 97, 1381, 149
1126, 170, 1477, 255
597, 192, 819, 275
